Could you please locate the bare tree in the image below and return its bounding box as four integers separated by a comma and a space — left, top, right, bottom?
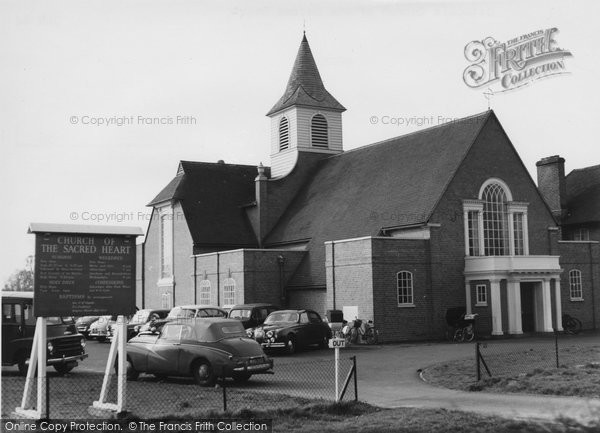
3, 255, 34, 291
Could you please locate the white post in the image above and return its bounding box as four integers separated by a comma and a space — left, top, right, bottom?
117, 315, 127, 412
15, 317, 46, 419
506, 280, 522, 334
334, 346, 339, 402
554, 279, 563, 331
490, 279, 503, 336
38, 317, 47, 419
465, 280, 472, 314
541, 279, 554, 332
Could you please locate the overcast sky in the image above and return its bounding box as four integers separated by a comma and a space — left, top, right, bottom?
1, 0, 598, 284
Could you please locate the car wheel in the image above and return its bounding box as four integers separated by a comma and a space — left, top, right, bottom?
192, 360, 216, 387
114, 358, 139, 380
17, 353, 30, 376
232, 372, 252, 383
286, 335, 297, 355
319, 334, 328, 349
54, 364, 74, 375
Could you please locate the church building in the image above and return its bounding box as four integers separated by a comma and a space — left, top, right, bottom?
136, 34, 599, 341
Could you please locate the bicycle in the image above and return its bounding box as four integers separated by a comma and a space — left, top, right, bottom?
445, 312, 478, 343
562, 314, 582, 335
343, 319, 379, 345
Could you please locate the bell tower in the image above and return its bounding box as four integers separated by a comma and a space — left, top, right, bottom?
267, 33, 346, 178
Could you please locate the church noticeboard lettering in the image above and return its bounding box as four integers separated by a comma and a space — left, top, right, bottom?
34, 233, 136, 317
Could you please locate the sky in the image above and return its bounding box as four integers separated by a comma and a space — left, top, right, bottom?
1, 0, 599, 285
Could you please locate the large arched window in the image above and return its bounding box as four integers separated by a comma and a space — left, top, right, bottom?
569, 269, 583, 300
198, 280, 211, 305
279, 116, 289, 151
223, 278, 236, 307
482, 182, 509, 256
397, 271, 414, 306
311, 114, 328, 148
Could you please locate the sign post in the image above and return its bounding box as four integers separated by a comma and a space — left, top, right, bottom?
328, 337, 346, 401
15, 223, 142, 419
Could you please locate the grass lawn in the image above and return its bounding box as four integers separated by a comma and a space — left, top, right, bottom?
422, 344, 600, 398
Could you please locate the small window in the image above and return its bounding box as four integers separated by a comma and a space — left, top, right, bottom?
311, 114, 328, 148
223, 278, 236, 307
467, 210, 480, 256
300, 312, 310, 323
199, 279, 211, 305
573, 228, 590, 241
569, 270, 583, 300
397, 271, 414, 306
161, 292, 172, 309
160, 324, 182, 341
279, 116, 289, 151
3, 304, 15, 323
475, 284, 487, 306
308, 311, 322, 323
513, 213, 525, 255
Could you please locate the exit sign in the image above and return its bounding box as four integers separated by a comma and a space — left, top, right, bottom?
328, 338, 346, 349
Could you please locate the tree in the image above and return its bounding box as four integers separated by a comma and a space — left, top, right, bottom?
3, 255, 34, 291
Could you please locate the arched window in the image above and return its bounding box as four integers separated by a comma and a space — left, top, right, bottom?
223, 278, 236, 307
311, 114, 328, 148
397, 271, 413, 306
279, 116, 289, 151
198, 280, 211, 305
482, 183, 509, 256
569, 270, 583, 300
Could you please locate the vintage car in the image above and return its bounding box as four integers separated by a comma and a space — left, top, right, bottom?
228, 303, 280, 330
253, 309, 332, 354
107, 308, 169, 342
2, 291, 88, 375
75, 316, 100, 338
88, 315, 117, 342
123, 318, 273, 386
137, 305, 228, 334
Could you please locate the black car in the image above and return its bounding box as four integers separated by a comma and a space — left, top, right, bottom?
228, 303, 280, 329
253, 309, 332, 354
2, 291, 88, 375
75, 316, 100, 338
108, 308, 169, 341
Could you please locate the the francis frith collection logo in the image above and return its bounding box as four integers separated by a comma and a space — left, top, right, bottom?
463, 28, 572, 92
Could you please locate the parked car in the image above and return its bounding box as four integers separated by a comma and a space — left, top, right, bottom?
137, 305, 228, 334
122, 318, 273, 386
228, 303, 280, 330
2, 291, 88, 375
75, 316, 100, 338
88, 315, 116, 342
107, 308, 169, 342
253, 309, 332, 354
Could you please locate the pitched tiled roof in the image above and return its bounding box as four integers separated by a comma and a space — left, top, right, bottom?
565, 164, 600, 225
148, 161, 259, 248
265, 111, 492, 287
266, 34, 345, 116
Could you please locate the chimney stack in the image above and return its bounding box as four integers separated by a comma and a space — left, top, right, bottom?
536, 155, 567, 221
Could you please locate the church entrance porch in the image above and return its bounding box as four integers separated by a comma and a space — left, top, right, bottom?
464, 255, 563, 336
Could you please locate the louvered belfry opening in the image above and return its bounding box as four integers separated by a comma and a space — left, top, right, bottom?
311, 114, 328, 148
279, 116, 289, 151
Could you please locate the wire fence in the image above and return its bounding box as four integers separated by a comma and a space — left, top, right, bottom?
476, 332, 597, 380
2, 357, 357, 420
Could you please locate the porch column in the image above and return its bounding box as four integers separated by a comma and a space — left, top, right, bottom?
506, 279, 522, 334
554, 278, 563, 331
541, 279, 554, 332
490, 279, 503, 335
465, 280, 472, 314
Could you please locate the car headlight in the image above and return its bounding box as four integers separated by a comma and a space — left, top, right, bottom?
80, 338, 86, 348
47, 342, 54, 354
246, 328, 254, 338
134, 325, 140, 332
266, 330, 274, 338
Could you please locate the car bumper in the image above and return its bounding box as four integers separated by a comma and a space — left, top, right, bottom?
232, 358, 274, 374
27, 353, 88, 366
260, 341, 286, 349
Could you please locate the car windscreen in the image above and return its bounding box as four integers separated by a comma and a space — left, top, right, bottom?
167, 307, 195, 319
129, 311, 150, 324
264, 312, 299, 324
229, 309, 251, 319
77, 316, 98, 322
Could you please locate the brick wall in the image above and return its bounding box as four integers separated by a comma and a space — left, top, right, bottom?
172, 202, 194, 306
142, 208, 161, 308
558, 240, 599, 330
325, 238, 374, 322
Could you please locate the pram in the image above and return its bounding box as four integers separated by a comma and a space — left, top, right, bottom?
445, 307, 477, 342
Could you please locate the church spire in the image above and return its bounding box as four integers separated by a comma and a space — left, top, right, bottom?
267, 34, 345, 116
